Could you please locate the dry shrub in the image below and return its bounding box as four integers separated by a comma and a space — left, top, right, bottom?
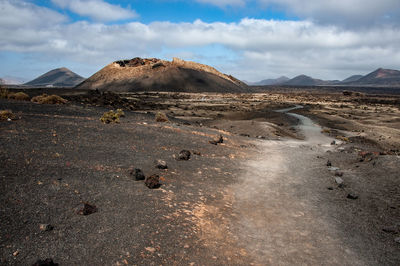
0, 110, 15, 121
0, 88, 10, 99
336, 136, 349, 142
116, 108, 125, 117
7, 92, 30, 101
155, 112, 169, 122
31, 94, 67, 104
100, 109, 124, 124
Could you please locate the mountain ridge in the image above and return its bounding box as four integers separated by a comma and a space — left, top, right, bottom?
25, 67, 85, 87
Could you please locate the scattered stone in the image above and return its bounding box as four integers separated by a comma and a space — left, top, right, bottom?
13, 250, 19, 256
331, 140, 336, 145
209, 135, 224, 145
178, 150, 191, 160
145, 174, 161, 189
335, 171, 343, 177
382, 226, 398, 234
395, 237, 400, 244
335, 177, 344, 187
256, 135, 266, 139
32, 258, 59, 266
327, 187, 334, 190
328, 167, 340, 171
192, 151, 201, 156
326, 160, 332, 166
347, 193, 358, 200
155, 160, 168, 169
39, 224, 54, 232
130, 168, 145, 181
77, 202, 98, 215
145, 247, 156, 253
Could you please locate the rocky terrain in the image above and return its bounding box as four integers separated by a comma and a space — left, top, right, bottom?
25, 68, 85, 87
76, 57, 249, 93
1, 87, 399, 265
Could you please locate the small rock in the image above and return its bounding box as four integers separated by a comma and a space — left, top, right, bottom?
347, 193, 358, 200
382, 226, 398, 234
326, 160, 332, 166
145, 174, 161, 189
328, 167, 340, 171
155, 160, 168, 169
32, 258, 59, 266
178, 150, 191, 160
209, 135, 224, 145
77, 202, 97, 215
395, 237, 400, 244
145, 247, 156, 253
184, 244, 190, 249
130, 168, 145, 181
335, 171, 343, 177
192, 151, 201, 156
13, 250, 19, 256
327, 187, 334, 190
335, 177, 344, 187
331, 140, 336, 145
39, 224, 53, 232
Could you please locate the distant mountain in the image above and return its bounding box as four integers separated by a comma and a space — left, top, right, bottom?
283, 75, 326, 86
248, 76, 290, 86
341, 75, 363, 83
25, 67, 85, 87
346, 68, 400, 86
77, 57, 250, 93
0, 78, 5, 85
0, 76, 27, 85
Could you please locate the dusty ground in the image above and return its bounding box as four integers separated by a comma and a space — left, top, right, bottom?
1, 88, 400, 265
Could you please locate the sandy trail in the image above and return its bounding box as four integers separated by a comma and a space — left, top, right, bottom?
232, 108, 366, 265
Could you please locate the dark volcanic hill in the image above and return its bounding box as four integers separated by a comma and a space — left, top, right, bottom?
76, 57, 249, 93
347, 68, 400, 86
341, 75, 363, 83
25, 67, 85, 87
283, 75, 325, 86
248, 76, 290, 86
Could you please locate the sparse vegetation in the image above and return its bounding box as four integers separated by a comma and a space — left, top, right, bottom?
0, 110, 15, 121
7, 92, 30, 101
100, 109, 124, 124
31, 94, 68, 104
155, 112, 169, 122
0, 87, 10, 99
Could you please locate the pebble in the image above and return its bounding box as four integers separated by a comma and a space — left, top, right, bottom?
347, 193, 358, 200
335, 177, 344, 186
39, 224, 54, 232
328, 167, 340, 171
395, 237, 400, 244
155, 160, 168, 169
13, 250, 19, 256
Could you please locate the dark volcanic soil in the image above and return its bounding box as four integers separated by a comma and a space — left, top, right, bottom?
0, 99, 255, 265
1, 88, 400, 265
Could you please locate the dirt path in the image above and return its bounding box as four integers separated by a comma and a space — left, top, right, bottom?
231, 109, 368, 265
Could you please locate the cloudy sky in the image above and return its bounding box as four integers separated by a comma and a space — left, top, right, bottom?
1, 0, 400, 82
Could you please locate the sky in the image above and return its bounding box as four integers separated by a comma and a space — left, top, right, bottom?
1, 0, 400, 82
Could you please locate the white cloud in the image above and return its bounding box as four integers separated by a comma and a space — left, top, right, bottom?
1, 0, 400, 81
258, 0, 400, 26
51, 0, 138, 22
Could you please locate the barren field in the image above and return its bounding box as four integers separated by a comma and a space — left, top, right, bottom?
1, 88, 399, 265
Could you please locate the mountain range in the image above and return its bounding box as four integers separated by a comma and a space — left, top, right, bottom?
249, 68, 400, 87
24, 67, 85, 87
